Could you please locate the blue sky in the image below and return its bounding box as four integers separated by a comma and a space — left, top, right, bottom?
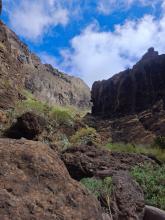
2, 0, 165, 86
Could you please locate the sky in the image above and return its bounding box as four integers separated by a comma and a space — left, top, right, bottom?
1, 0, 165, 86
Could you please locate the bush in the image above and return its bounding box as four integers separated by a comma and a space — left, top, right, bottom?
12, 90, 75, 127
81, 177, 112, 206
50, 107, 73, 126
131, 164, 165, 210
70, 127, 100, 145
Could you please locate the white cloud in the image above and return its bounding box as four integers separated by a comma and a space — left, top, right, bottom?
39, 52, 58, 67
60, 5, 165, 87
97, 0, 163, 15
6, 0, 68, 41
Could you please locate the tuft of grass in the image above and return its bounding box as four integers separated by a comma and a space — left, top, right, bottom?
131, 164, 165, 210
81, 177, 112, 200
106, 142, 165, 162
70, 127, 100, 145
81, 177, 113, 215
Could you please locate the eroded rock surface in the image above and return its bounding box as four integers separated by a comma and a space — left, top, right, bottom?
0, 21, 90, 110
144, 206, 165, 220
92, 48, 165, 118
90, 49, 165, 144
0, 138, 103, 220
62, 146, 147, 220
61, 145, 155, 180
5, 112, 46, 140
111, 171, 145, 220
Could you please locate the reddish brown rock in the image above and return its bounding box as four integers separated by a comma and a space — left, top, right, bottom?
61, 145, 155, 180
5, 112, 46, 140
111, 171, 145, 220
0, 138, 103, 220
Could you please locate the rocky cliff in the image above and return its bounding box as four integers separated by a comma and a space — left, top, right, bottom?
90, 48, 165, 144
0, 21, 90, 110
92, 48, 165, 117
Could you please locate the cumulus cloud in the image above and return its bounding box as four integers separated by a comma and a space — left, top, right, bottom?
5, 0, 69, 41
60, 4, 165, 86
97, 0, 163, 15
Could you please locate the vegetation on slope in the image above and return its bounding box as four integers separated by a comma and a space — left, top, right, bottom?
106, 142, 165, 162
81, 177, 113, 211
131, 164, 165, 210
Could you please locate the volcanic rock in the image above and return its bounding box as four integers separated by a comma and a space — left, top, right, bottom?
61, 145, 155, 180
90, 49, 165, 144
0, 21, 90, 110
92, 48, 165, 118
111, 171, 145, 220
144, 206, 165, 220
0, 138, 103, 220
5, 112, 46, 140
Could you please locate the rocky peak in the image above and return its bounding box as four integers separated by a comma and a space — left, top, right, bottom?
141, 47, 159, 61
92, 48, 165, 118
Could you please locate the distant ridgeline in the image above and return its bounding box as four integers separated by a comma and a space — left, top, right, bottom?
92, 48, 165, 118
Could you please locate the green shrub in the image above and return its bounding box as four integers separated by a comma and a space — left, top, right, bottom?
81, 177, 112, 199
131, 164, 165, 210
70, 127, 100, 145
12, 90, 75, 126
106, 142, 165, 162
50, 107, 73, 126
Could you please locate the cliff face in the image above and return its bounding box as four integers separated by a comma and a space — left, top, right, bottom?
0, 21, 90, 110
92, 48, 165, 117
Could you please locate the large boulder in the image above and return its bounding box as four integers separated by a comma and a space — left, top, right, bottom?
144, 206, 165, 220
0, 138, 103, 220
61, 146, 146, 220
111, 171, 144, 220
5, 112, 46, 140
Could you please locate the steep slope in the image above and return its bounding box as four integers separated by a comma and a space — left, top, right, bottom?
91, 48, 165, 144
0, 21, 90, 110
92, 48, 165, 117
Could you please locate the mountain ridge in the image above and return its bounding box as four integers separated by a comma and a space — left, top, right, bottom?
0, 20, 91, 110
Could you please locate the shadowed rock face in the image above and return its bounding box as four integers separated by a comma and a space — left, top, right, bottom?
0, 138, 103, 220
92, 48, 165, 118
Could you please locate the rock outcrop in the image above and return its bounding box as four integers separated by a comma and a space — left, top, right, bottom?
0, 21, 90, 110
144, 206, 165, 220
61, 145, 155, 180
61, 145, 147, 219
92, 48, 165, 118
0, 138, 103, 220
5, 112, 46, 140
111, 171, 144, 220
91, 48, 165, 144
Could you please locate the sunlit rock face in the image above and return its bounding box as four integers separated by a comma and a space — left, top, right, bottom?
0, 21, 91, 110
